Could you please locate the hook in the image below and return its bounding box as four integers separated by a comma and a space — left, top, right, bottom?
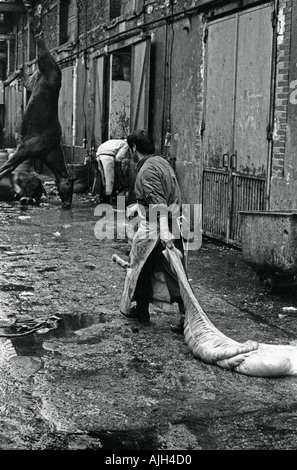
230, 151, 237, 170
223, 153, 229, 168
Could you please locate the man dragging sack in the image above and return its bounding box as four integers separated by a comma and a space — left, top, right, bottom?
120, 129, 187, 334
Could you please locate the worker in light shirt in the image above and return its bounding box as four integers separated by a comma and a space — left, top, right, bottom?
94, 139, 130, 201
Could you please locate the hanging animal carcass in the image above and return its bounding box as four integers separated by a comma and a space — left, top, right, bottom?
0, 1, 74, 208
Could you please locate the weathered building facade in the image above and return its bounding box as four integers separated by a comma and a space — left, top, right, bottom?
0, 0, 296, 245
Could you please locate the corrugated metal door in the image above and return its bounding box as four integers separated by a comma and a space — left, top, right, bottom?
202, 3, 274, 245
235, 7, 273, 176
203, 15, 237, 171
202, 14, 237, 240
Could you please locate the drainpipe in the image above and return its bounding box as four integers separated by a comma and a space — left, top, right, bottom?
161, 20, 169, 154
266, 0, 279, 210
72, 60, 78, 162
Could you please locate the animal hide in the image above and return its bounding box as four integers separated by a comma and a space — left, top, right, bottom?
114, 242, 297, 377
164, 245, 297, 377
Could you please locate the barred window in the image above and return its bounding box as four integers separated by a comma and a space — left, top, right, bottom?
60, 0, 76, 45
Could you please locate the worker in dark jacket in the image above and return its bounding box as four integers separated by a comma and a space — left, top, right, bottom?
120, 129, 186, 333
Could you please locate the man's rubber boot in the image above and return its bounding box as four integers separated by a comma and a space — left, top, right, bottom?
170, 315, 185, 334
121, 305, 150, 323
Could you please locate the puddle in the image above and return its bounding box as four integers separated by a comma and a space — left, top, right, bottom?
10, 312, 106, 358
54, 311, 107, 333
0, 284, 34, 292
0, 197, 99, 245
85, 428, 160, 450
0, 197, 124, 245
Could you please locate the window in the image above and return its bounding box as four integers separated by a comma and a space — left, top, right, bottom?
122, 0, 137, 16
109, 0, 121, 20
60, 0, 76, 45
109, 0, 138, 20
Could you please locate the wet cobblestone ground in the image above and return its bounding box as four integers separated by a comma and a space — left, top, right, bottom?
1, 192, 297, 452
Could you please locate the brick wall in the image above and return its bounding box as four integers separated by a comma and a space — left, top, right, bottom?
194, 17, 207, 164
272, 0, 292, 177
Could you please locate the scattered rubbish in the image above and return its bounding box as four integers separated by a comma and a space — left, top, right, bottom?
0, 319, 15, 328
0, 245, 12, 251
53, 231, 61, 237
0, 284, 34, 292
36, 328, 52, 335
0, 315, 61, 338
112, 253, 129, 268
8, 356, 43, 378
36, 266, 58, 273
48, 188, 58, 196
19, 292, 35, 298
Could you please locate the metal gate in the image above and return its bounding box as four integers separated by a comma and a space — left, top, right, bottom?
202, 3, 274, 245
203, 170, 266, 245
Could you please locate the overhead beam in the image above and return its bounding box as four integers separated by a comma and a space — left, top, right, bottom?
0, 34, 15, 40
0, 3, 25, 13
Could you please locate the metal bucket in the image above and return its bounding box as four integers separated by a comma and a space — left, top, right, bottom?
240, 210, 297, 275
240, 210, 297, 292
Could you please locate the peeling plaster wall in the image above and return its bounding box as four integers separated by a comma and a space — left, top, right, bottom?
159, 14, 204, 204
6, 0, 297, 213
270, 175, 297, 210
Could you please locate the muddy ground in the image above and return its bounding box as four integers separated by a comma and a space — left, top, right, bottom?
1, 189, 297, 452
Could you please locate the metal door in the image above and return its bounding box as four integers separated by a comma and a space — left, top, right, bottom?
203, 15, 237, 171
202, 3, 274, 245
235, 7, 273, 176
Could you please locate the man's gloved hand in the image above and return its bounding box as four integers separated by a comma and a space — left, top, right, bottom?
126, 203, 138, 219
